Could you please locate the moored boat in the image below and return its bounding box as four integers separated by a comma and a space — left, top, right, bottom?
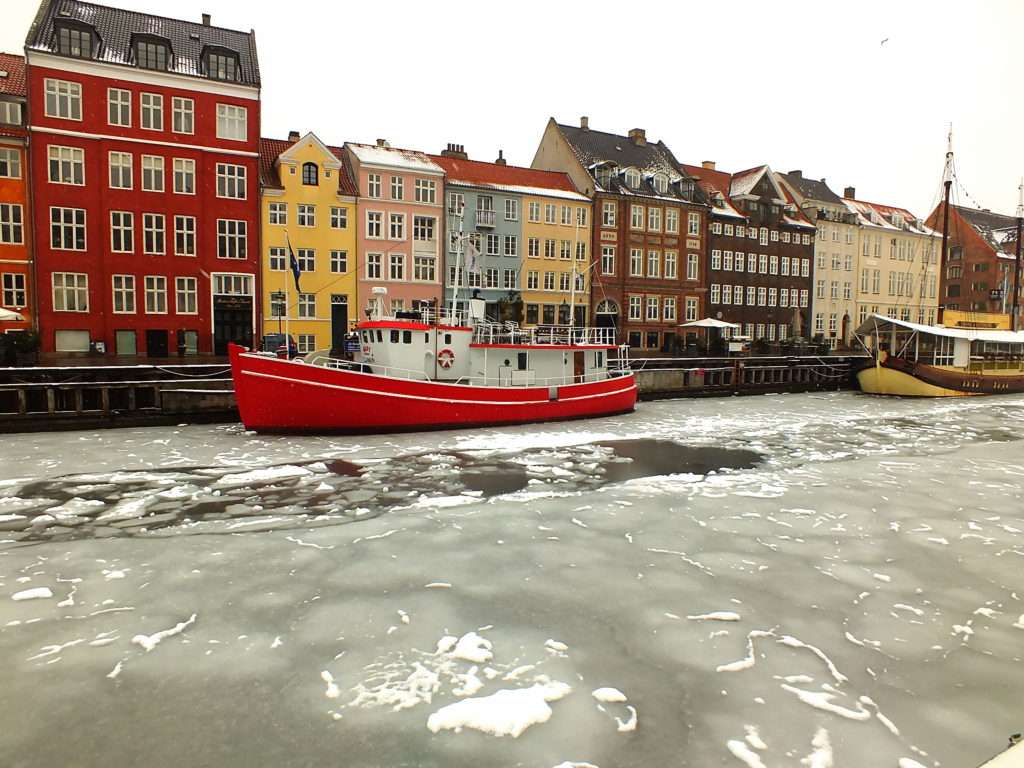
229, 299, 637, 433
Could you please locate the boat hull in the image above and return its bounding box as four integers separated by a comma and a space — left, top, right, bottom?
229, 344, 637, 433
857, 357, 1024, 397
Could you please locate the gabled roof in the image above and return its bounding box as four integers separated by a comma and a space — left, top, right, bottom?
345, 142, 443, 175
25, 0, 260, 87
0, 53, 27, 97
730, 165, 787, 202
259, 136, 358, 196
429, 155, 587, 202
953, 205, 1020, 255
680, 162, 814, 227
843, 197, 937, 236
679, 163, 746, 220
555, 122, 700, 203
776, 171, 843, 205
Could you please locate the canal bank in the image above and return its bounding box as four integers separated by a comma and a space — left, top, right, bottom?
0, 355, 866, 433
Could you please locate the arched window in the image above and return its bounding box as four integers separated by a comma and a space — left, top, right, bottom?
302, 162, 318, 186
596, 299, 619, 315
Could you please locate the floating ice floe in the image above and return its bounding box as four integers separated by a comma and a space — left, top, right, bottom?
426, 679, 572, 738
726, 739, 767, 768
800, 727, 832, 768
591, 687, 627, 704
131, 614, 197, 652
12, 587, 53, 601
688, 611, 741, 622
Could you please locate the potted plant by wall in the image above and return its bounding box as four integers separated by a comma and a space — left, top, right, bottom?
9, 330, 40, 366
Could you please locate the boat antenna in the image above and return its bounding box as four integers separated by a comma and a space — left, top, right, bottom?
1013, 178, 1023, 331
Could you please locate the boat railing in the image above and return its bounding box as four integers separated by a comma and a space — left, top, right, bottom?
472, 323, 617, 346
320, 356, 431, 382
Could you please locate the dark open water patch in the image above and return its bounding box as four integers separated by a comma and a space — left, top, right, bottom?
1, 440, 761, 544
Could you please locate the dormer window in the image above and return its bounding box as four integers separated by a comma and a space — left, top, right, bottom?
624, 168, 640, 188
891, 212, 904, 228
55, 23, 95, 59
653, 173, 668, 194
204, 48, 240, 81
302, 162, 318, 186
134, 37, 171, 71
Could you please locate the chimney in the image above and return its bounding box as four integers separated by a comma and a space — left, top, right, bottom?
580, 116, 589, 131
376, 138, 390, 148
495, 149, 507, 166
287, 130, 300, 142
440, 143, 468, 160
844, 185, 856, 199
628, 128, 646, 146
201, 13, 211, 25
789, 169, 802, 178
701, 160, 716, 170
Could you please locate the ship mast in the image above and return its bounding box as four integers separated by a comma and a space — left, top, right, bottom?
1013, 178, 1023, 331
939, 128, 954, 299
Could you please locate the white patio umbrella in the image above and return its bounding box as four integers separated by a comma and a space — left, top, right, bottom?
0, 308, 25, 322
678, 318, 740, 329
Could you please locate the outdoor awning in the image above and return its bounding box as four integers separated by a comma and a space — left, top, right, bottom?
678, 318, 741, 329
0, 308, 25, 322
854, 313, 1024, 343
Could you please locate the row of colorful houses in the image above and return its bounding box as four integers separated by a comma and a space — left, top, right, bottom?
0, 0, 1020, 359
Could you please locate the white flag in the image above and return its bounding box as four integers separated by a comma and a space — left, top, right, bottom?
465, 240, 482, 274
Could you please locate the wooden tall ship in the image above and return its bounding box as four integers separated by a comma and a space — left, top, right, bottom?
855, 139, 1024, 397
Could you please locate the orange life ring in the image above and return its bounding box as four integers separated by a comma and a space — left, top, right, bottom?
438, 348, 456, 369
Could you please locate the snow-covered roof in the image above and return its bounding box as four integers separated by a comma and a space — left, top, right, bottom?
346, 143, 444, 175
843, 198, 938, 236
855, 313, 1024, 343
445, 180, 588, 202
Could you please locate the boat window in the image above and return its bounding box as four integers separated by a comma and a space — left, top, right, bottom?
444, 333, 452, 345
424, 333, 429, 343
376, 330, 383, 343
361, 331, 369, 343
403, 331, 412, 344
517, 352, 528, 370
390, 330, 400, 343
597, 351, 604, 368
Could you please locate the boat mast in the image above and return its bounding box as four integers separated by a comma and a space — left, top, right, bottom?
1014, 179, 1023, 331
449, 200, 465, 323
939, 128, 954, 306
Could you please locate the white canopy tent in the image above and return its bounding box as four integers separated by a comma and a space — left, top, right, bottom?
0, 308, 25, 322
678, 318, 740, 330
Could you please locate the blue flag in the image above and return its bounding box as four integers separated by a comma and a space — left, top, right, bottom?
288, 243, 301, 292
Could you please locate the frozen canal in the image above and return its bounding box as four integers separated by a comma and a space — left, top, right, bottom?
2, 392, 1023, 768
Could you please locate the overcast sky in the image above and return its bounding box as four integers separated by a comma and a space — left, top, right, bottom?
4, 0, 1021, 218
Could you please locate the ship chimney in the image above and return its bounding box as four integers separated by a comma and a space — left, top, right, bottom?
376, 138, 390, 148
580, 115, 589, 131
440, 143, 468, 160
287, 130, 300, 142
789, 169, 802, 178
201, 13, 211, 25
844, 185, 856, 199
495, 149, 507, 166
701, 160, 716, 170
628, 128, 646, 146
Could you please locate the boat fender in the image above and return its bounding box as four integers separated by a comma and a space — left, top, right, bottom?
548, 386, 558, 401
438, 348, 456, 369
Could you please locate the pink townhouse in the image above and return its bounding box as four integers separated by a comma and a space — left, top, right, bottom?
344, 141, 445, 318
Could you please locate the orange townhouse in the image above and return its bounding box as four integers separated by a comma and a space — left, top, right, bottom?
0, 52, 31, 335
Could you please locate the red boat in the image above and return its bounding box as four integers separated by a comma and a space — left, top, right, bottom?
229, 304, 636, 434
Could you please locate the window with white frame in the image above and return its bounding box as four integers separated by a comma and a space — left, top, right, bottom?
268, 202, 287, 225
330, 250, 347, 274
48, 145, 84, 185
544, 239, 555, 258
175, 276, 197, 314
0, 203, 23, 248
414, 178, 436, 203
710, 284, 720, 303
212, 274, 252, 296
390, 175, 403, 200
172, 97, 194, 134
768, 287, 777, 306
1, 273, 26, 308
45, 79, 82, 120
646, 296, 659, 321
782, 231, 791, 243
216, 103, 247, 140
664, 251, 677, 279
601, 246, 615, 275
527, 237, 539, 258
736, 225, 745, 237
52, 272, 88, 311
724, 223, 734, 236
647, 207, 661, 232
216, 163, 246, 199
560, 205, 571, 225
560, 240, 571, 260
50, 207, 86, 250
801, 258, 810, 277
331, 207, 347, 229
174, 215, 195, 256
411, 216, 433, 242
298, 293, 316, 318
366, 253, 382, 279
544, 271, 555, 291
685, 297, 698, 321
144, 276, 167, 313
722, 251, 734, 271
802, 234, 811, 245
389, 213, 405, 240
295, 248, 315, 272
168, 158, 193, 194
800, 289, 809, 307
770, 255, 778, 275
389, 253, 404, 280
747, 286, 756, 305
487, 233, 500, 256
298, 204, 315, 227
628, 295, 642, 320
687, 253, 699, 280
665, 208, 679, 233
629, 248, 643, 277
502, 269, 517, 289
504, 235, 517, 256
576, 206, 587, 227
830, 280, 839, 299
722, 285, 732, 304
711, 249, 721, 270
759, 227, 768, 245
559, 273, 571, 292
216, 219, 246, 259
545, 204, 556, 224
576, 241, 586, 260
110, 211, 133, 253
688, 212, 701, 235
140, 93, 163, 130
711, 221, 722, 235
528, 201, 541, 222
814, 313, 824, 333
771, 230, 779, 242
107, 88, 130, 126
112, 274, 136, 313
647, 250, 660, 278
631, 205, 644, 230
0, 148, 21, 178
734, 286, 743, 305
367, 174, 382, 198
143, 213, 165, 254
781, 256, 790, 276
141, 155, 164, 192
757, 286, 767, 306
505, 199, 519, 221
414, 255, 436, 281
602, 201, 616, 227
0, 100, 20, 125
759, 253, 768, 273
526, 270, 539, 290
296, 334, 316, 353
663, 296, 677, 321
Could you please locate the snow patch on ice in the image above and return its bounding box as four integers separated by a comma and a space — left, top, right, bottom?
12, 587, 53, 601
688, 611, 741, 622
131, 614, 197, 652
726, 739, 767, 767
426, 679, 571, 738
592, 687, 627, 703
800, 727, 832, 768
